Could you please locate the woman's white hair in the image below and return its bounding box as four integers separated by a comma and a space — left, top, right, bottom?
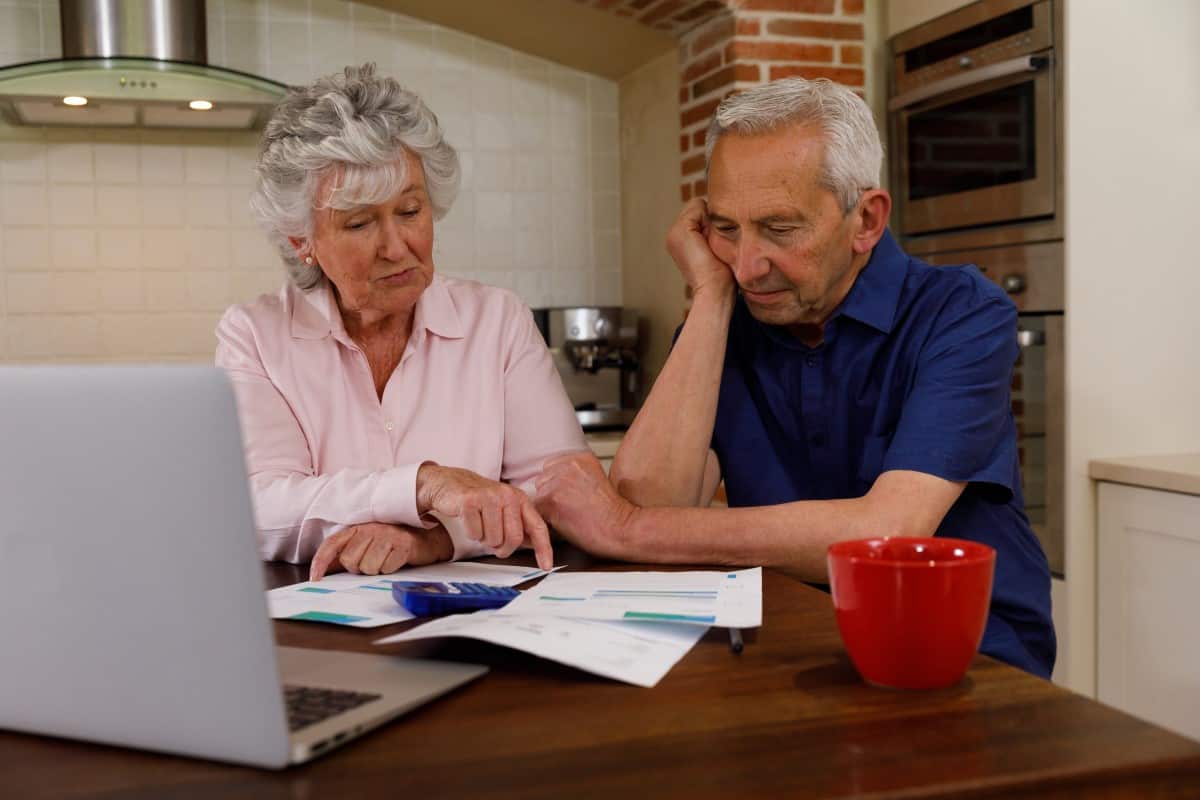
704, 77, 883, 214
250, 63, 460, 289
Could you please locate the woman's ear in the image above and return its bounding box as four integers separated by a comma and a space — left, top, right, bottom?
851, 189, 892, 256
288, 236, 310, 261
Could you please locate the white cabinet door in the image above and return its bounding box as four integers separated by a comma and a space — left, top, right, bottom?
1097, 482, 1200, 741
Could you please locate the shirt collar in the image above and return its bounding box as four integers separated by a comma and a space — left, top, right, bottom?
289, 274, 465, 343
833, 228, 907, 335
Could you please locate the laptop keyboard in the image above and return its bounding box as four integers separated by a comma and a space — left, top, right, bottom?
283, 685, 382, 732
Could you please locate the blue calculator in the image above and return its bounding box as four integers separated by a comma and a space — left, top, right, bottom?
391, 581, 519, 616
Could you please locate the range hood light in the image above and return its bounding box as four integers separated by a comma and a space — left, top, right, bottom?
0, 1, 286, 130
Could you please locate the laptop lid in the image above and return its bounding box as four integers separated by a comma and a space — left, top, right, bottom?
0, 365, 292, 767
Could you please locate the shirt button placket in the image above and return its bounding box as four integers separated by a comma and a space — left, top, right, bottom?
802, 351, 827, 467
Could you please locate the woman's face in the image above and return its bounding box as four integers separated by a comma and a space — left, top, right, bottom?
306, 149, 435, 321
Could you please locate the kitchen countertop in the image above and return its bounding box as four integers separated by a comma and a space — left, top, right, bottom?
585, 431, 623, 460
1089, 453, 1200, 497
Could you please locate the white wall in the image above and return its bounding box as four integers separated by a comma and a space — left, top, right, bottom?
1061, 0, 1200, 694
884, 0, 972, 37
618, 50, 683, 391
0, 0, 621, 362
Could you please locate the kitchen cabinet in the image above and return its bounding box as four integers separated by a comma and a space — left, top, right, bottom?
586, 432, 623, 474
1092, 455, 1200, 742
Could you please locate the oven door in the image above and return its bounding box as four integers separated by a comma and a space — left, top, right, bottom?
892, 55, 1056, 235
1013, 314, 1064, 577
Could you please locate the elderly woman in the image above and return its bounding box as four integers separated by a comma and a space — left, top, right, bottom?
216, 64, 585, 580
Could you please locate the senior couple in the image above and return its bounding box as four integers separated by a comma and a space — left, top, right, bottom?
217, 64, 1055, 679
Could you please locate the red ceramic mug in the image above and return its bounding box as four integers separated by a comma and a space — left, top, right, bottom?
827, 537, 995, 689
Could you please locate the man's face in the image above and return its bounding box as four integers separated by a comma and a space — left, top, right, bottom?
706, 126, 863, 333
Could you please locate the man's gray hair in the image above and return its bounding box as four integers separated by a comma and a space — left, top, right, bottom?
704, 77, 883, 214
250, 63, 460, 289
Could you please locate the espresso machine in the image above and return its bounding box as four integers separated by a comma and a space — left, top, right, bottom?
532, 307, 641, 432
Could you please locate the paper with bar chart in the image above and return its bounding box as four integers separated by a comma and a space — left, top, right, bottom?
499, 568, 762, 628
375, 610, 708, 688
266, 562, 558, 628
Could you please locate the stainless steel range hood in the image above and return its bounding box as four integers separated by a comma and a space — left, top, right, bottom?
0, 0, 287, 130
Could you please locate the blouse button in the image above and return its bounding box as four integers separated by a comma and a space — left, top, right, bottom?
385, 421, 394, 432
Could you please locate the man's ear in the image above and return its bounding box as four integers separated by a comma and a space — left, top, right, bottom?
851, 189, 892, 256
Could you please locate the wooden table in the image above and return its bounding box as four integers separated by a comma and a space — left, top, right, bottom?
4, 548, 1200, 799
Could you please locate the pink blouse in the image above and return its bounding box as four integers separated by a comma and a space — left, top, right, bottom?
215, 275, 587, 563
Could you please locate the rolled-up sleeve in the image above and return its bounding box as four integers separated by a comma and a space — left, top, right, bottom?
500, 302, 589, 485
882, 292, 1020, 499
444, 300, 587, 561
215, 306, 428, 563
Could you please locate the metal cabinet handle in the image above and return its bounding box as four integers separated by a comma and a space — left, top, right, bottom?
1017, 329, 1046, 348
1001, 274, 1026, 294
888, 54, 1050, 111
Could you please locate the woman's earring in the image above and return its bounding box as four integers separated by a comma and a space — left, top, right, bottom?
304, 256, 314, 265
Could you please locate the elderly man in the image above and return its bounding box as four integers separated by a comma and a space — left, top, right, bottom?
536, 77, 1055, 678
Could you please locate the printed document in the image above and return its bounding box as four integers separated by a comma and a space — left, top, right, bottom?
375, 610, 708, 688
267, 562, 556, 628
499, 567, 762, 628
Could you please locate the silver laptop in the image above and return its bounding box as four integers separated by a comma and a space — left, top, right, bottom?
0, 365, 487, 768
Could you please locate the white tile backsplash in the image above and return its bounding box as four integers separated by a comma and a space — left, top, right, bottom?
96, 186, 143, 227
144, 272, 191, 310
141, 230, 187, 271
97, 229, 141, 269
0, 141, 47, 182
6, 272, 52, 313
139, 145, 185, 185
187, 271, 234, 311
93, 141, 140, 184
47, 142, 93, 183
514, 228, 552, 270
3, 227, 48, 269
185, 147, 230, 185
48, 185, 95, 226
1, 183, 48, 225
187, 229, 233, 270
7, 314, 100, 359
140, 187, 186, 227
50, 229, 95, 270
98, 271, 145, 312
0, 0, 620, 362
185, 187, 231, 227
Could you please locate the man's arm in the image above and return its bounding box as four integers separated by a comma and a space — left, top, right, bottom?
538, 454, 965, 582
610, 199, 735, 508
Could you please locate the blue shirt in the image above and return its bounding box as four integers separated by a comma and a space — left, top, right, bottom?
711, 230, 1056, 678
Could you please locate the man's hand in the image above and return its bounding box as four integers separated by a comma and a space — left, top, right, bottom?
416, 464, 553, 570
534, 452, 638, 561
666, 198, 735, 297
309, 522, 453, 581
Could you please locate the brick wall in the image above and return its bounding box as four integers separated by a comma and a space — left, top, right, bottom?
678, 0, 865, 202
578, 0, 866, 203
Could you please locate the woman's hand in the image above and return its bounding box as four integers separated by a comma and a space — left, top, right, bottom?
309, 522, 453, 581
416, 464, 554, 570
534, 452, 638, 561
666, 198, 735, 298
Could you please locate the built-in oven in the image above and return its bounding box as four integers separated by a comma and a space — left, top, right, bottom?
889, 0, 1057, 237
921, 242, 1064, 578
891, 0, 1066, 579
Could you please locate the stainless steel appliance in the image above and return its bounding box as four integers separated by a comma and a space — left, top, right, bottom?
922, 244, 1064, 577
0, 0, 287, 130
889, 0, 1059, 239
889, 0, 1064, 577
533, 307, 641, 432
